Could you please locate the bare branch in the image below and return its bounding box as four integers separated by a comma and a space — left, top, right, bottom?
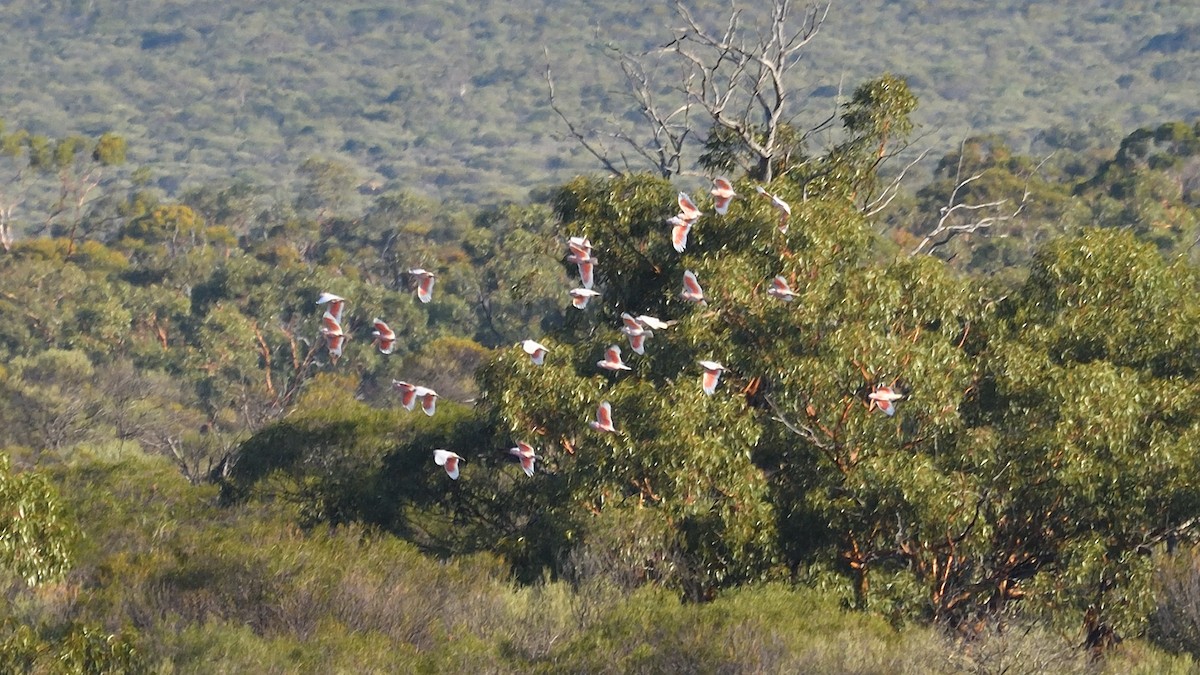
544, 52, 627, 177
910, 149, 1053, 256
862, 148, 931, 217
552, 0, 830, 181
763, 392, 854, 476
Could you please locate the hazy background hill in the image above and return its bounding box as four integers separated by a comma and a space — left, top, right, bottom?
1, 0, 1197, 206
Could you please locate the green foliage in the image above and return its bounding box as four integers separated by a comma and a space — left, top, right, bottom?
1, 6, 1200, 661
473, 141, 1200, 644
1074, 121, 1200, 258
0, 455, 76, 586
0, 621, 142, 674
221, 374, 400, 524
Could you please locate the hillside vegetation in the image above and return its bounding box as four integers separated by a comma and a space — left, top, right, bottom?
4, 1, 1200, 672
0, 0, 1196, 211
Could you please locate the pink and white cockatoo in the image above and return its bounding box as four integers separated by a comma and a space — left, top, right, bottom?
371, 318, 396, 354
767, 276, 798, 302
509, 441, 537, 477
699, 360, 726, 396
681, 270, 706, 305
589, 401, 616, 433
408, 268, 437, 303
433, 449, 463, 479
710, 177, 736, 215
597, 345, 632, 372
521, 339, 548, 365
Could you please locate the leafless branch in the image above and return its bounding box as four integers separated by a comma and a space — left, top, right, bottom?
664, 0, 831, 181
545, 53, 627, 177
0, 155, 32, 252
862, 148, 931, 217
611, 48, 694, 177
762, 393, 849, 476
910, 148, 1053, 256
548, 0, 830, 180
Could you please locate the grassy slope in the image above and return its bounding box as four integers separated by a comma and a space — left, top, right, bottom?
0, 1, 1196, 206
8, 453, 1189, 672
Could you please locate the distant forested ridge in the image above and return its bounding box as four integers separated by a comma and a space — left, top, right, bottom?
0, 0, 1196, 214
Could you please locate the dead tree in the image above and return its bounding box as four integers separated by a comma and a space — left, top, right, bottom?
547, 0, 832, 181
667, 0, 830, 181
0, 141, 31, 253
910, 142, 1050, 256
547, 47, 695, 178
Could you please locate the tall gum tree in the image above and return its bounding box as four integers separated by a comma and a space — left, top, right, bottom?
485, 81, 1200, 646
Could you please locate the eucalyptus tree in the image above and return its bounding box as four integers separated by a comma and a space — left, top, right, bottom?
472, 122, 1200, 645
0, 455, 75, 586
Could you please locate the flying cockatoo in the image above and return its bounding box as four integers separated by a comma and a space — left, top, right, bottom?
320, 312, 346, 363
371, 318, 396, 354
710, 177, 736, 215
677, 191, 702, 221
868, 385, 904, 417
415, 386, 439, 416
316, 292, 346, 323
635, 315, 676, 331
521, 339, 549, 365
569, 254, 595, 290
766, 276, 798, 302
597, 345, 632, 372
509, 441, 537, 477
567, 236, 592, 256
408, 268, 437, 303
569, 287, 601, 309
681, 270, 706, 305
668, 216, 692, 253
699, 360, 726, 395
392, 380, 418, 410
433, 449, 463, 480
620, 313, 653, 355
566, 237, 596, 289
589, 401, 616, 433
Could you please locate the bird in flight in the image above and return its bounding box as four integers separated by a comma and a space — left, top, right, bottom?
668, 215, 692, 253
710, 177, 736, 215
755, 186, 792, 233
767, 276, 798, 302
392, 380, 418, 410
589, 401, 616, 433
677, 191, 702, 221
316, 292, 346, 323
634, 314, 676, 331
415, 386, 439, 416
699, 360, 726, 395
409, 268, 437, 303
681, 270, 706, 305
620, 313, 653, 355
569, 287, 601, 309
320, 311, 346, 364
597, 345, 632, 372
566, 237, 596, 289
521, 339, 549, 365
567, 236, 592, 254
868, 385, 904, 416
434, 449, 463, 480
371, 318, 396, 354
668, 192, 702, 252
509, 441, 537, 477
